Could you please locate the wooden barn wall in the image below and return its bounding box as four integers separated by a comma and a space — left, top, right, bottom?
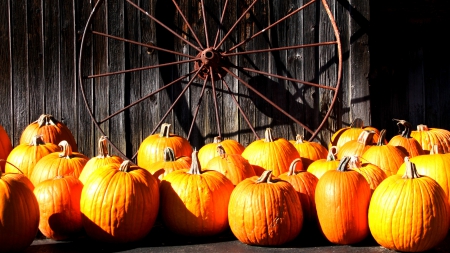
3, 0, 446, 160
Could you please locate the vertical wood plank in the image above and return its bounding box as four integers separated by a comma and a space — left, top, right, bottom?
0, 0, 13, 139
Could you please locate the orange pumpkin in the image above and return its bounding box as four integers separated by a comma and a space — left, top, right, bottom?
205, 144, 256, 186
241, 128, 302, 176
159, 150, 234, 237
228, 170, 303, 246
315, 156, 371, 245
5, 135, 59, 178
329, 118, 381, 150
307, 146, 340, 179
0, 125, 13, 172
80, 160, 160, 243
19, 114, 78, 151
369, 158, 449, 252
144, 147, 192, 183
389, 119, 425, 157
347, 155, 387, 193
78, 136, 123, 185
198, 136, 245, 168
33, 175, 83, 240
336, 130, 375, 159
290, 134, 328, 169
137, 123, 192, 168
411, 124, 450, 154
30, 141, 89, 186
0, 172, 40, 253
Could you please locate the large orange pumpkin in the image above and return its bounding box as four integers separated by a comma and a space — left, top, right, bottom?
389, 119, 425, 157
137, 123, 192, 168
19, 114, 78, 151
198, 136, 245, 168
411, 124, 450, 154
5, 135, 59, 178
80, 160, 160, 243
159, 150, 234, 237
228, 170, 303, 246
0, 172, 40, 253
290, 134, 328, 170
0, 125, 13, 172
315, 156, 371, 245
33, 175, 83, 240
368, 158, 449, 252
241, 128, 302, 176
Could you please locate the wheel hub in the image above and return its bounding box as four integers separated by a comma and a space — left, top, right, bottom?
194, 47, 229, 80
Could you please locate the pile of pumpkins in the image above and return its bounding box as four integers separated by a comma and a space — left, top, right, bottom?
1, 115, 450, 252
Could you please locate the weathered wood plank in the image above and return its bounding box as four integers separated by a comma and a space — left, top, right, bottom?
0, 1, 12, 138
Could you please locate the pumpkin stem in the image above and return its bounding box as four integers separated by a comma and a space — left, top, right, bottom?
376, 129, 387, 146
402, 157, 420, 179
416, 124, 429, 132
327, 146, 338, 161
264, 128, 274, 142
357, 130, 375, 145
337, 156, 352, 172
97, 136, 110, 158
159, 123, 172, 138
216, 144, 227, 158
350, 118, 364, 128
430, 144, 441, 155
58, 140, 73, 159
119, 160, 133, 172
213, 136, 222, 143
37, 114, 58, 127
295, 134, 305, 144
163, 147, 176, 162
0, 159, 24, 174
188, 149, 202, 175
287, 158, 302, 176
256, 170, 277, 183
348, 155, 362, 169
29, 135, 46, 146
392, 119, 412, 138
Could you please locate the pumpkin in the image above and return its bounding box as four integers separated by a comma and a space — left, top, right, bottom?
19, 114, 78, 151
290, 134, 328, 169
198, 136, 245, 168
0, 172, 40, 253
397, 145, 450, 208
389, 119, 425, 157
30, 140, 89, 186
278, 158, 318, 227
33, 175, 83, 240
228, 170, 303, 246
80, 160, 160, 243
410, 124, 450, 154
307, 146, 340, 179
144, 146, 192, 182
361, 129, 407, 176
5, 135, 59, 178
205, 144, 256, 186
78, 136, 123, 185
347, 155, 387, 193
137, 123, 193, 168
336, 130, 375, 159
241, 128, 302, 176
159, 150, 234, 237
329, 118, 382, 150
368, 157, 450, 252
315, 156, 371, 245
0, 124, 12, 172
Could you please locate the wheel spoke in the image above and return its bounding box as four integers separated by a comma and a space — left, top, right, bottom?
226, 0, 316, 53
98, 70, 197, 124
213, 0, 229, 48
209, 67, 222, 137
91, 30, 195, 59
214, 0, 258, 50
222, 67, 315, 135
223, 41, 337, 57
126, 0, 202, 52
171, 0, 204, 49
231, 65, 337, 91
188, 77, 209, 139
86, 58, 198, 79
201, 0, 210, 48
220, 77, 260, 139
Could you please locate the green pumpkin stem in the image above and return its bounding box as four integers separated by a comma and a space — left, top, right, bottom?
188, 149, 202, 175
37, 114, 58, 127
159, 123, 172, 138
256, 170, 276, 183
163, 147, 176, 162
376, 129, 387, 146
97, 136, 110, 158
264, 128, 274, 142
402, 157, 420, 179
392, 119, 412, 138
29, 135, 46, 146
337, 156, 352, 172
0, 159, 24, 174
287, 158, 302, 176
58, 140, 73, 159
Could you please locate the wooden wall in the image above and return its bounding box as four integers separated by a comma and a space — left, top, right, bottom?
2, 0, 446, 160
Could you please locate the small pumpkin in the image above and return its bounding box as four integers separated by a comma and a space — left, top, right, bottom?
329, 118, 382, 150
389, 119, 425, 157
307, 146, 340, 179
315, 156, 371, 245
159, 150, 234, 237
137, 123, 193, 168
198, 136, 245, 168
289, 134, 328, 169
33, 175, 84, 240
241, 128, 302, 176
410, 124, 450, 154
336, 130, 375, 159
347, 155, 387, 193
0, 124, 12, 172
368, 157, 450, 252
19, 114, 78, 151
144, 146, 192, 182
228, 170, 303, 246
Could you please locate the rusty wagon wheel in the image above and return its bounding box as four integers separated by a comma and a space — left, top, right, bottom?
78, 0, 342, 160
